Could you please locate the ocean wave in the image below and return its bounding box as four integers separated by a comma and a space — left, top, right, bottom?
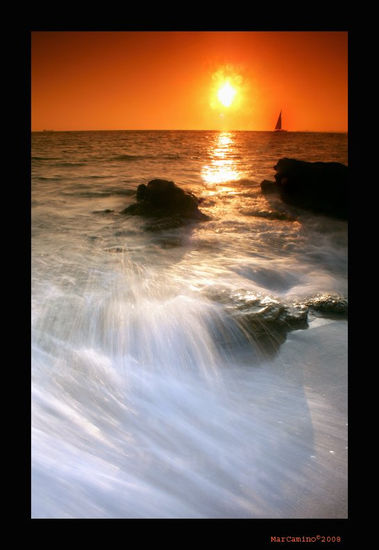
62, 189, 135, 198
92, 209, 115, 215
233, 178, 260, 186
230, 265, 300, 292
35, 176, 64, 181
84, 175, 118, 180
54, 162, 87, 167
162, 153, 181, 160
33, 160, 88, 167
111, 154, 151, 161
32, 156, 61, 161
240, 208, 297, 222
111, 153, 181, 162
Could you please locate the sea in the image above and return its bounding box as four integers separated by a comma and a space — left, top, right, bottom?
31, 130, 348, 518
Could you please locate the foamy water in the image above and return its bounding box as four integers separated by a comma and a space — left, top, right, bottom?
32, 130, 348, 518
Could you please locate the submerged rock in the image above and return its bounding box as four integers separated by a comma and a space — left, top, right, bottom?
205, 287, 309, 356
122, 179, 209, 227
306, 294, 348, 317
261, 158, 348, 219
204, 287, 347, 356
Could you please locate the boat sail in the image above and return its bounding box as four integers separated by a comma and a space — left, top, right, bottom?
274, 111, 287, 132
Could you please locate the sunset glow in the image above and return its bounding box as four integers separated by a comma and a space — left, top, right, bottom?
217, 82, 237, 107
31, 31, 348, 132
201, 132, 245, 184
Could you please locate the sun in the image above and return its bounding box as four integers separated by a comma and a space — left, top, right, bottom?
209, 66, 250, 122
217, 82, 237, 107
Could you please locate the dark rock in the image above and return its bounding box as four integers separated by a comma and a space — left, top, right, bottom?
122, 179, 209, 225
205, 287, 309, 356
136, 184, 147, 201
260, 180, 278, 194
263, 158, 348, 219
306, 294, 348, 318
204, 286, 347, 355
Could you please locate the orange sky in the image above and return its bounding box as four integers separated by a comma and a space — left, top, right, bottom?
31, 31, 348, 132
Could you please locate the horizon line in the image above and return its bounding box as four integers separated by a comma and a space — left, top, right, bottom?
32, 128, 348, 134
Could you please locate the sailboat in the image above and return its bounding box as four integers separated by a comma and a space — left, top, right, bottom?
274, 110, 287, 133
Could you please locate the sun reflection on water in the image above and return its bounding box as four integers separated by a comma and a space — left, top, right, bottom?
201, 132, 245, 186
